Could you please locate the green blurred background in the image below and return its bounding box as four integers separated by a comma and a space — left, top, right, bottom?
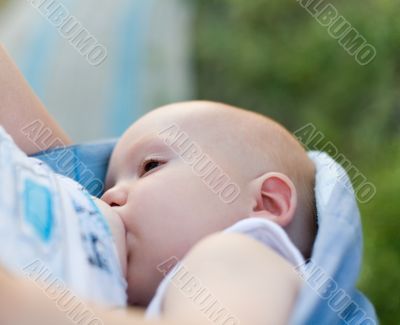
1, 0, 399, 323
193, 1, 399, 324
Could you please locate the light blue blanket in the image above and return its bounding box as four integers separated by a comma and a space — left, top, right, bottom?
290, 151, 377, 325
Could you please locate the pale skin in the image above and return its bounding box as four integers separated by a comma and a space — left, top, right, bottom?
0, 45, 72, 153
0, 44, 306, 324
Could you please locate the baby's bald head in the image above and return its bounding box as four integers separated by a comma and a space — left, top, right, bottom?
106, 100, 317, 303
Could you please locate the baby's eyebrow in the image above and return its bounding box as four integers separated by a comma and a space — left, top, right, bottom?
127, 134, 173, 158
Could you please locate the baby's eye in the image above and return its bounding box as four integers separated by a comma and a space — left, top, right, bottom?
140, 159, 164, 176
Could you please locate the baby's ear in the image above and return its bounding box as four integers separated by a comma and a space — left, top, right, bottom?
251, 172, 297, 227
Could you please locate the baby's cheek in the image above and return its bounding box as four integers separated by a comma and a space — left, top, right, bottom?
132, 166, 222, 229
126, 179, 178, 227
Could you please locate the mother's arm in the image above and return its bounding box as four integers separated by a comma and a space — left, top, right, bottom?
163, 233, 302, 325
0, 263, 172, 325
0, 44, 71, 155
0, 233, 301, 325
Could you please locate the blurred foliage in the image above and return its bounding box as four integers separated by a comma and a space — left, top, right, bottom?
194, 0, 400, 323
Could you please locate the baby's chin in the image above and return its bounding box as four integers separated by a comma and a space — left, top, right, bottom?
93, 197, 128, 278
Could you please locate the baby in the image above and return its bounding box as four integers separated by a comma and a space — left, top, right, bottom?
98, 100, 317, 306
0, 99, 316, 312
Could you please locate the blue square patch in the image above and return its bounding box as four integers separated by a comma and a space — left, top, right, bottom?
23, 179, 54, 242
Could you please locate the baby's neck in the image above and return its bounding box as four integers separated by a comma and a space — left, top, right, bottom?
93, 197, 128, 279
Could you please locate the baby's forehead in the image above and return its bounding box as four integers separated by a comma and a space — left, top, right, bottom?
117, 101, 298, 165
120, 107, 277, 160
119, 108, 218, 146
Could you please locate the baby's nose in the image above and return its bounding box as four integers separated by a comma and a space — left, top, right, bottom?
101, 188, 128, 207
